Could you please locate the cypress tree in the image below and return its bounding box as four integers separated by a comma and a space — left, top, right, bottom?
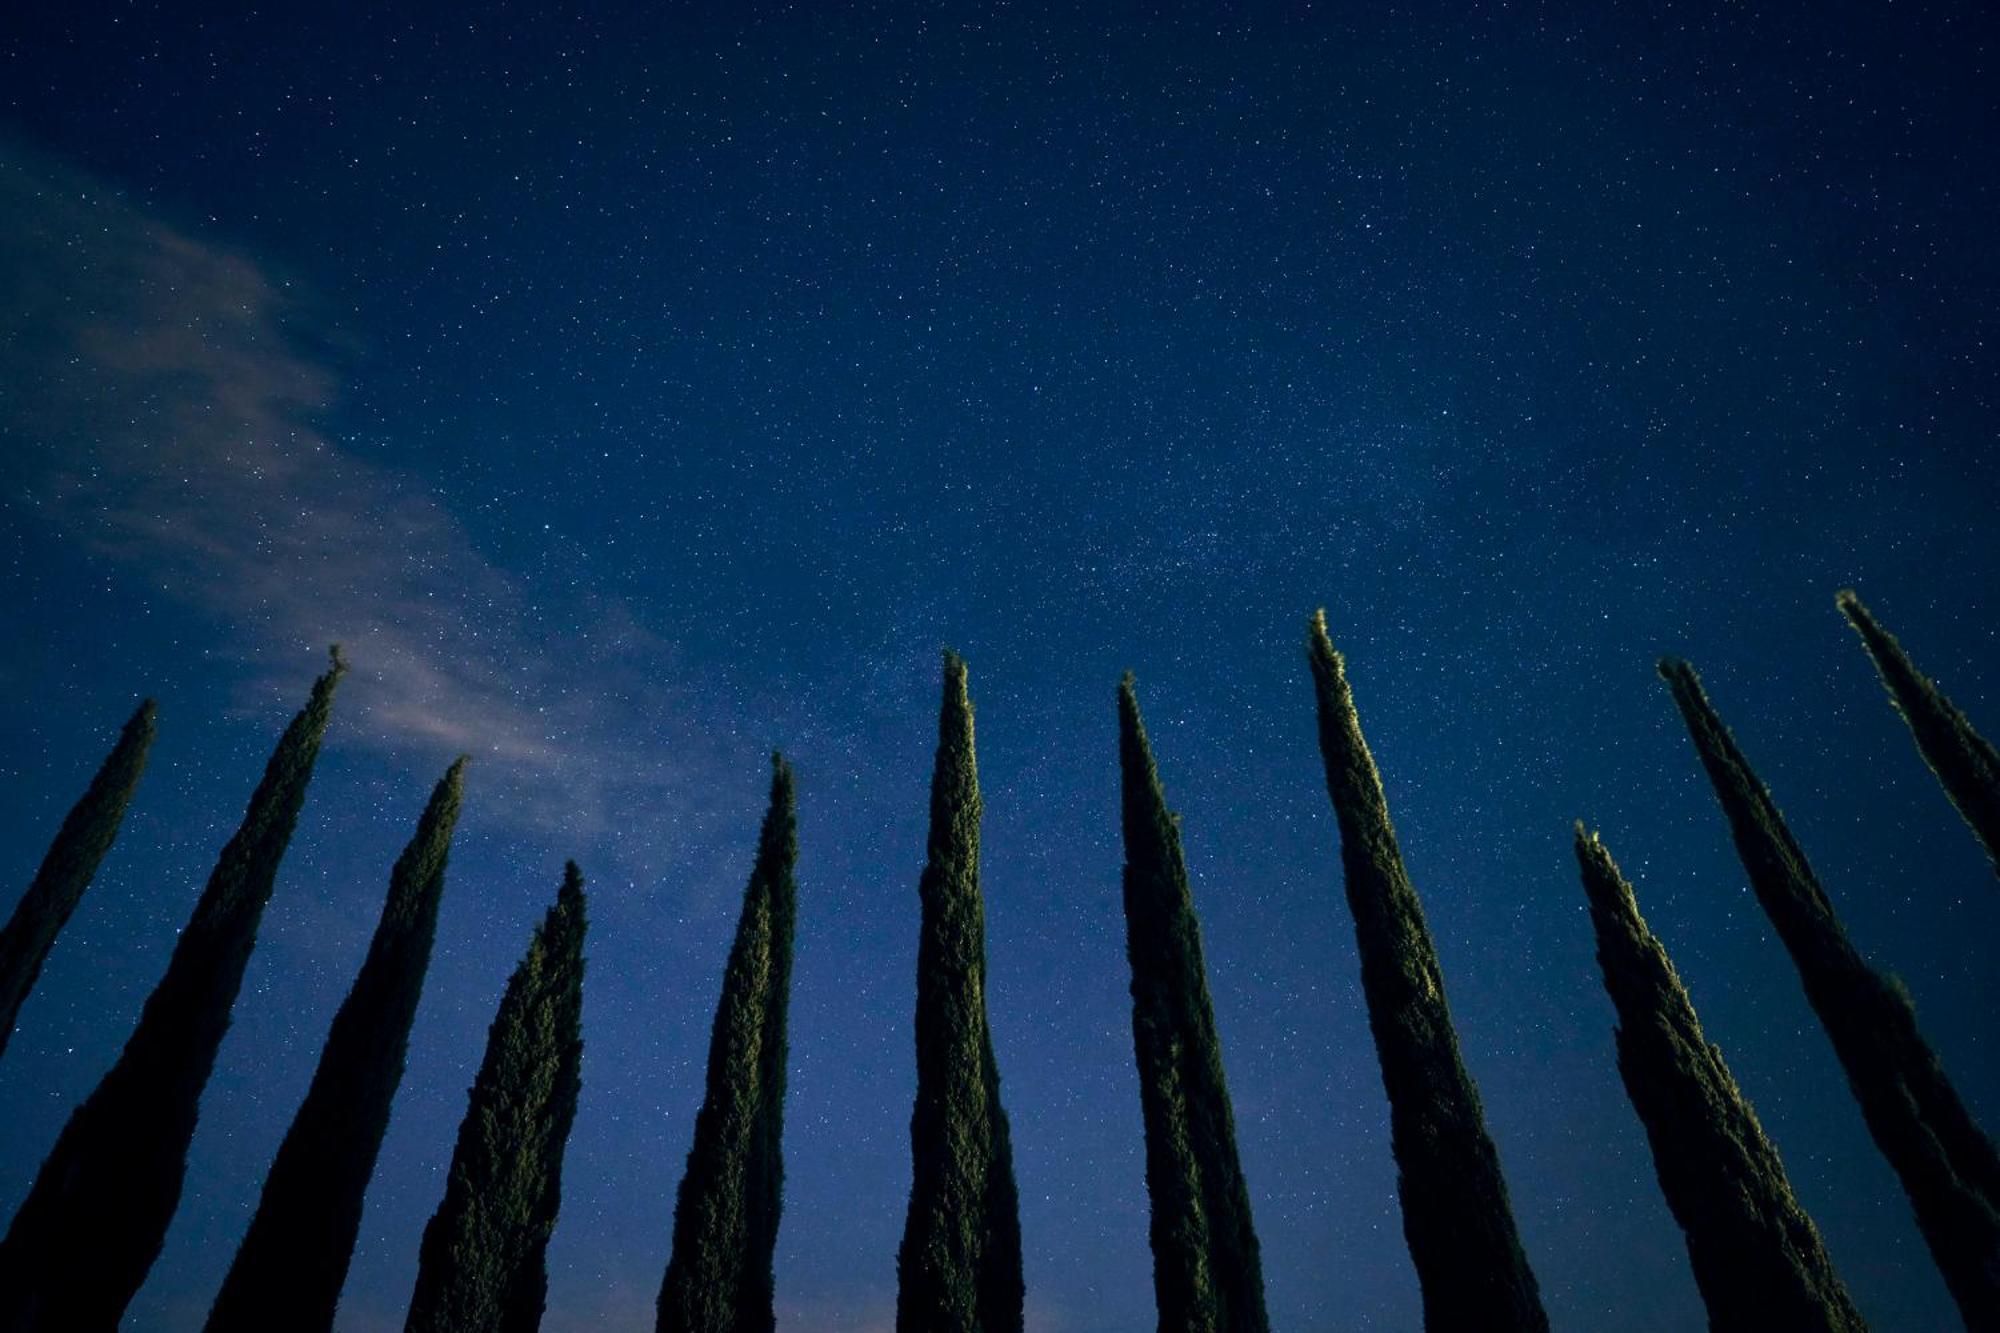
0, 648, 344, 1333
656, 753, 799, 1333
1659, 658, 2000, 1328
896, 651, 1024, 1333
405, 861, 588, 1333
0, 698, 157, 1063
1304, 611, 1548, 1333
1116, 675, 1269, 1333
206, 757, 469, 1333
1574, 824, 1865, 1333
1836, 589, 2000, 879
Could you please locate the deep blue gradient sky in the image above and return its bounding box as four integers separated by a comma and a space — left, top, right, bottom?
2, 3, 1997, 1329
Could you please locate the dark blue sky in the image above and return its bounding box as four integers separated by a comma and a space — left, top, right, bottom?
2, 2, 1997, 1329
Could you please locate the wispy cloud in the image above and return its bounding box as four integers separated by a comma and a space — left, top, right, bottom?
0, 140, 725, 855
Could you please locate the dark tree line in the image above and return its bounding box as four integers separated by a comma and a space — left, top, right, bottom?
0, 588, 1995, 1331
0, 648, 345, 1332
1661, 657, 2000, 1329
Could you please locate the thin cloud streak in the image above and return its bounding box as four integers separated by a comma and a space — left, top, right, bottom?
0, 140, 722, 858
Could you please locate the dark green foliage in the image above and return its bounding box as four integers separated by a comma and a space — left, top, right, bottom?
0, 698, 156, 1064
405, 862, 588, 1333
658, 754, 799, 1333
206, 758, 469, 1333
1574, 825, 1865, 1333
896, 651, 1024, 1333
0, 650, 345, 1333
1305, 612, 1548, 1333
1837, 589, 2000, 879
1116, 676, 1269, 1333
1660, 658, 2000, 1328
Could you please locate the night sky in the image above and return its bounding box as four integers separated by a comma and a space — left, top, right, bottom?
2, 3, 1997, 1329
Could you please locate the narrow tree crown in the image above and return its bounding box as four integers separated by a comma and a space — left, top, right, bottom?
1117, 674, 1269, 1333
406, 861, 588, 1333
897, 650, 1024, 1333
207, 756, 468, 1333
1836, 588, 2000, 877
1305, 610, 1548, 1333
658, 752, 800, 1333
0, 695, 159, 1063
1573, 824, 1865, 1333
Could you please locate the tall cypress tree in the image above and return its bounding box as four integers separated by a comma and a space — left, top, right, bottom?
1305, 612, 1547, 1333
0, 698, 157, 1063
405, 861, 588, 1333
206, 757, 469, 1333
896, 650, 1024, 1333
0, 648, 345, 1333
1573, 824, 1865, 1333
657, 753, 799, 1333
1836, 589, 2000, 879
1116, 675, 1269, 1333
1659, 658, 2000, 1327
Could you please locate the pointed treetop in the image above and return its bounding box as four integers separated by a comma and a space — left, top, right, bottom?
1307, 608, 1345, 676
1573, 822, 1642, 926
1116, 674, 1165, 795
431, 757, 470, 804
763, 751, 797, 831
1116, 669, 1159, 766
938, 649, 972, 709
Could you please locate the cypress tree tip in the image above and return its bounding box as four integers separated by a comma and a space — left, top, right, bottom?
1305, 607, 1345, 677
558, 861, 586, 906
129, 698, 160, 734
1117, 671, 1141, 717
1116, 674, 1150, 743
1656, 657, 1703, 697
1834, 587, 1862, 614
327, 643, 348, 675
1572, 824, 1639, 923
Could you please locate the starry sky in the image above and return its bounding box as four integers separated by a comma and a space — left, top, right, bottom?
2, 2, 1997, 1329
